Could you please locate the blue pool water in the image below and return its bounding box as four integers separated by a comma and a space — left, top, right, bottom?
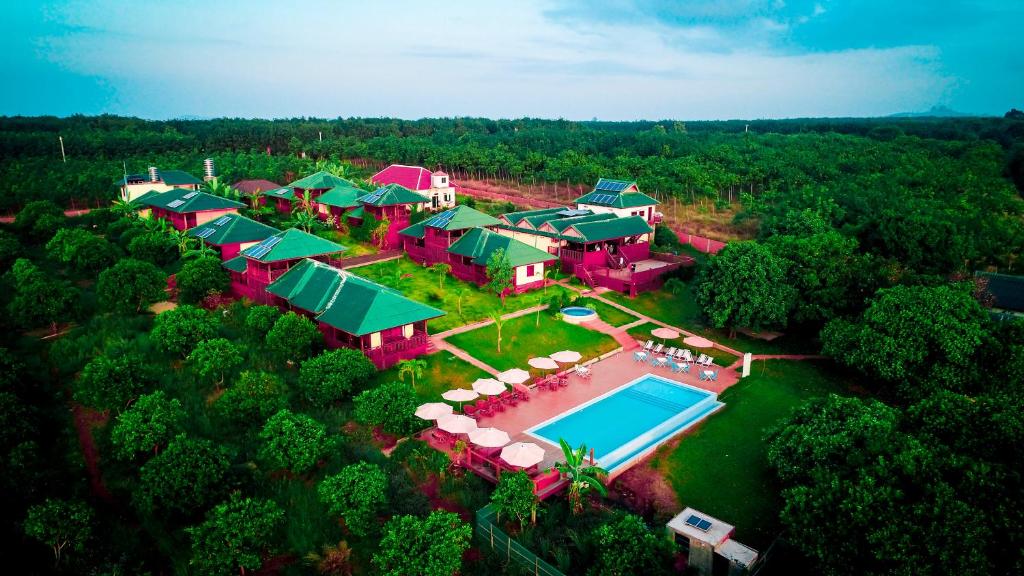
561, 306, 597, 317
528, 374, 722, 472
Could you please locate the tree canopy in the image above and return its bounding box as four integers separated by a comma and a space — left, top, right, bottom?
696, 241, 795, 335
176, 256, 229, 304
265, 311, 320, 365
318, 462, 389, 536
186, 492, 284, 576
372, 511, 472, 576
136, 434, 230, 515
74, 352, 155, 413
353, 381, 419, 436
96, 258, 167, 314
214, 371, 290, 426
151, 304, 219, 357
110, 390, 185, 460
258, 409, 332, 474
298, 348, 376, 406
23, 498, 95, 566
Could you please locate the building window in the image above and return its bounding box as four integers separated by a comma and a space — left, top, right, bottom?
369, 332, 382, 349
526, 264, 536, 276
403, 324, 414, 339
441, 177, 447, 184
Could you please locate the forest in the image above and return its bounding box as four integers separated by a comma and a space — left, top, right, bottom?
1, 114, 1023, 575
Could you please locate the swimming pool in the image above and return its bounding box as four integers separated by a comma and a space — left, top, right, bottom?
561, 306, 598, 324
527, 374, 722, 473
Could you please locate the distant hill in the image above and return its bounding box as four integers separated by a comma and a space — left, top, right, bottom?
890, 105, 983, 118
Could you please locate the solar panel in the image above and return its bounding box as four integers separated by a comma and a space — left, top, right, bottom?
274, 188, 288, 195
212, 216, 231, 226
428, 209, 456, 228
596, 179, 630, 192
183, 191, 199, 199
362, 189, 385, 204
246, 235, 282, 259
167, 199, 186, 208
195, 228, 216, 239
698, 519, 712, 531
684, 515, 712, 531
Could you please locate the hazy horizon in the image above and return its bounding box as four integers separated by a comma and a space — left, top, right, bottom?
2, 1, 1021, 120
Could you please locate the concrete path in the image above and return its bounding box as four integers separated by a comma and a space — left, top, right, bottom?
580, 318, 640, 351
431, 339, 500, 376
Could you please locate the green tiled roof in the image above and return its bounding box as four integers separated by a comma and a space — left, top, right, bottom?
222, 256, 247, 273
240, 228, 346, 262
137, 188, 244, 213
494, 224, 561, 240
115, 169, 202, 186
287, 171, 354, 190
574, 189, 659, 208
347, 206, 366, 219
359, 183, 426, 207
542, 212, 617, 233
399, 205, 500, 238
501, 207, 563, 227
133, 190, 163, 204
447, 228, 556, 267
316, 183, 364, 208
563, 215, 653, 242
266, 259, 445, 336
188, 214, 279, 245
260, 186, 298, 201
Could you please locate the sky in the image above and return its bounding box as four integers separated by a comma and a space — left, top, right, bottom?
0, 0, 1020, 120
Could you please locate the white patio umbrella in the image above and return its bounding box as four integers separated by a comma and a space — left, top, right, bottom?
550, 350, 582, 363
683, 335, 714, 348
436, 414, 478, 434
442, 388, 479, 403
651, 327, 680, 340
528, 357, 559, 371
468, 427, 511, 448
414, 402, 453, 421
497, 368, 531, 385
471, 378, 506, 396
500, 442, 546, 468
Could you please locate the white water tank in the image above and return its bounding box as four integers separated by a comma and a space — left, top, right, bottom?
203, 158, 216, 181
148, 166, 160, 183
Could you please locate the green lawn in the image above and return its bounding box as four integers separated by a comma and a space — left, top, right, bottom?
576, 296, 640, 327
314, 228, 378, 257
647, 360, 850, 548
370, 350, 491, 402
624, 322, 738, 365
603, 284, 819, 355
447, 312, 619, 373
350, 256, 573, 332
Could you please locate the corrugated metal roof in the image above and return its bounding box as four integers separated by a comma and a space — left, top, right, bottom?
359, 183, 427, 207
136, 188, 244, 213
239, 228, 346, 262
187, 214, 279, 245
287, 171, 353, 190
447, 227, 557, 267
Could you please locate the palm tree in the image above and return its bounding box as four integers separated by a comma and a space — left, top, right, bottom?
170, 228, 195, 256
202, 179, 239, 200
111, 198, 139, 219
428, 263, 452, 289
456, 287, 468, 317
371, 217, 390, 249
183, 242, 218, 260
144, 216, 169, 233
542, 268, 552, 295
305, 540, 353, 576
293, 190, 316, 218
554, 438, 608, 515
293, 211, 319, 233
489, 310, 505, 353
397, 359, 427, 389
663, 277, 685, 295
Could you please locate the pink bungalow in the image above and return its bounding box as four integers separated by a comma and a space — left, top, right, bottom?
371, 164, 456, 210
398, 205, 501, 265
348, 184, 427, 249
187, 213, 280, 261
222, 228, 346, 304
266, 259, 445, 369
446, 227, 557, 294
138, 189, 245, 231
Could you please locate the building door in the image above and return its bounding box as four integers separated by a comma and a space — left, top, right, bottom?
432, 194, 439, 209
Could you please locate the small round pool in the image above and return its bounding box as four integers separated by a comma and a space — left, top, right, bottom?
561, 306, 599, 324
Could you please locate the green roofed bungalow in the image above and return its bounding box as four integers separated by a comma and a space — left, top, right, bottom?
287, 171, 353, 192
188, 213, 280, 260
229, 228, 347, 303
399, 205, 502, 264
499, 207, 564, 228
116, 168, 202, 202
266, 259, 444, 368
561, 215, 653, 243
574, 178, 659, 223
315, 182, 366, 224
446, 227, 556, 294
137, 188, 244, 231
354, 184, 429, 250
260, 186, 299, 214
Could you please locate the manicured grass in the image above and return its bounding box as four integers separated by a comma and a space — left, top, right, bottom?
624, 322, 738, 365
370, 350, 491, 402
350, 256, 573, 332
647, 360, 850, 548
576, 296, 639, 327
447, 312, 619, 373
604, 284, 819, 355
314, 228, 378, 257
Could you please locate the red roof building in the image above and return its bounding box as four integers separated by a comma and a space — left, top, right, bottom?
371, 164, 456, 210
232, 179, 282, 195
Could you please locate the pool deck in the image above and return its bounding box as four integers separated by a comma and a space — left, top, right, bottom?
452, 349, 739, 477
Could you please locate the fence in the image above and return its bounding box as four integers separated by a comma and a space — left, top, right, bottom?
475, 505, 566, 576
675, 230, 727, 254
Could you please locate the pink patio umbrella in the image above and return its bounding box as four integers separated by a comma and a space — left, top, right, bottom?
528, 357, 559, 373
471, 378, 506, 396
683, 335, 714, 348
468, 427, 511, 448
550, 350, 582, 363
436, 414, 478, 434
651, 327, 680, 340
442, 388, 479, 402
497, 368, 530, 385
500, 442, 546, 468
414, 402, 453, 421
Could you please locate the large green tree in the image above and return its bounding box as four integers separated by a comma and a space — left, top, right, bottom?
96, 258, 167, 314
490, 470, 537, 527
485, 248, 514, 305
318, 462, 389, 536
696, 241, 795, 337
151, 304, 218, 357
5, 258, 78, 332
822, 283, 989, 396
186, 492, 284, 576
372, 511, 472, 576
265, 311, 320, 365
244, 305, 281, 338
136, 434, 230, 515
298, 349, 376, 406
23, 498, 95, 566
176, 256, 229, 304
590, 514, 673, 576
353, 381, 419, 436
110, 390, 185, 459
128, 231, 178, 266
214, 371, 290, 426
258, 409, 331, 474
74, 352, 155, 413
46, 228, 120, 274
187, 337, 244, 389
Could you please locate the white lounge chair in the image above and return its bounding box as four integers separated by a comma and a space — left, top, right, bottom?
652, 343, 664, 354
664, 347, 677, 359
574, 364, 592, 379
643, 340, 654, 351
680, 349, 694, 363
